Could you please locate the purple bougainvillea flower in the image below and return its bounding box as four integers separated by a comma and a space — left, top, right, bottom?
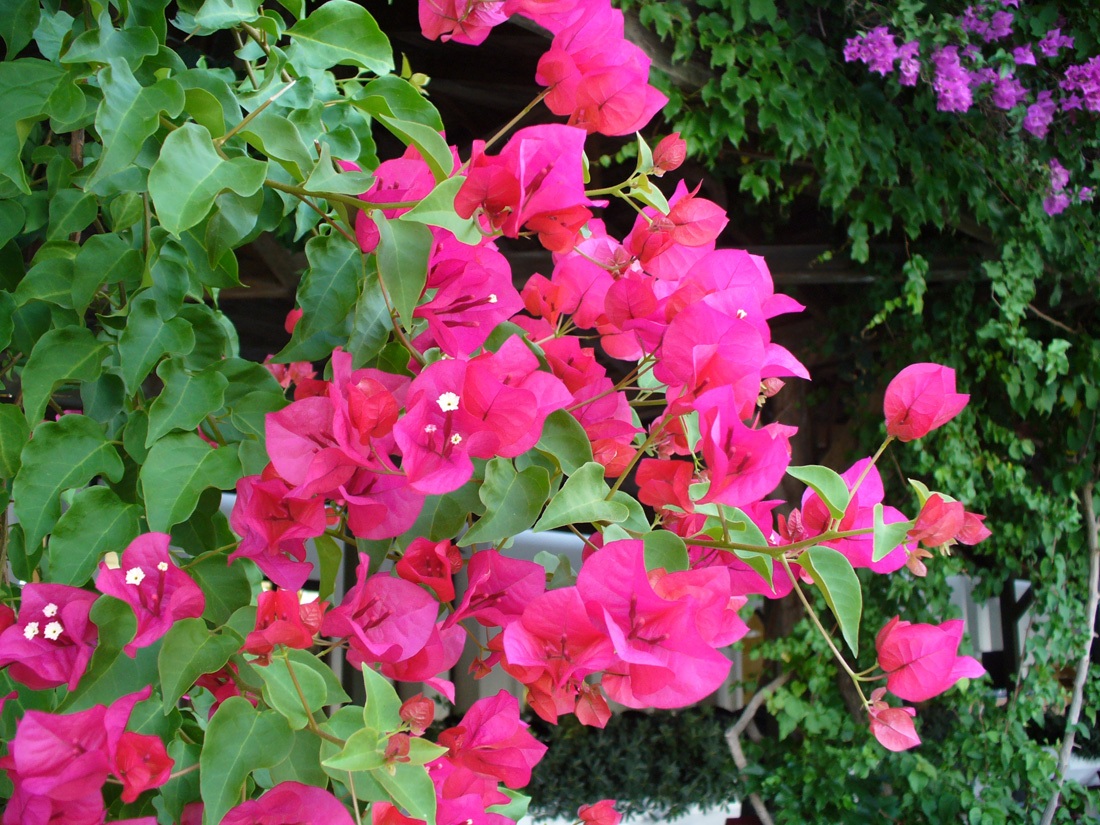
876, 616, 986, 702
221, 781, 355, 825
0, 583, 98, 691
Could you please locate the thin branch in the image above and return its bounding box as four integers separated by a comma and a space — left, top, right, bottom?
1027, 302, 1077, 336
724, 672, 790, 825
1040, 478, 1100, 825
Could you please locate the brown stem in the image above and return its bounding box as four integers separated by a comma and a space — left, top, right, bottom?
1040, 478, 1100, 825
724, 672, 790, 825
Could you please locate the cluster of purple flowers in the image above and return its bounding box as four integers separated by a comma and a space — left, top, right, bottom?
1042, 158, 1093, 216
844, 2, 1094, 129
1061, 55, 1100, 112
844, 1, 1098, 218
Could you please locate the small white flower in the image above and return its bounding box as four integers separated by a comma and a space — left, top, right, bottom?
437, 392, 460, 412
424, 424, 438, 434
450, 433, 463, 445
156, 561, 169, 572
42, 603, 58, 618
43, 622, 63, 641
488, 293, 498, 304
125, 567, 146, 586
23, 622, 39, 640
736, 308, 748, 319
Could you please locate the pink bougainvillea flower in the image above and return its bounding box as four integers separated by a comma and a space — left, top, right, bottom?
221, 781, 356, 825
694, 386, 796, 509
396, 537, 464, 602
449, 549, 546, 629
907, 493, 965, 547
380, 620, 466, 702
95, 533, 205, 656
956, 511, 992, 545
5, 704, 111, 801
437, 690, 548, 788
400, 694, 436, 736
501, 586, 616, 725
579, 800, 622, 825
112, 732, 173, 803
373, 801, 426, 825
576, 540, 734, 708
229, 470, 327, 591
883, 363, 969, 441
419, 0, 508, 45
868, 689, 921, 752
876, 616, 986, 702
244, 590, 327, 664
652, 133, 686, 174
0, 583, 98, 691
321, 554, 440, 671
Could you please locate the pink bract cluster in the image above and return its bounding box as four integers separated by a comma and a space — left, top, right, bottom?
420, 0, 666, 136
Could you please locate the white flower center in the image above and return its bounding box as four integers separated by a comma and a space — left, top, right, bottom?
450, 433, 463, 445
156, 562, 169, 572
23, 622, 39, 640
43, 622, 63, 641
125, 567, 146, 586
488, 293, 498, 304
436, 392, 460, 412
42, 603, 58, 618
735, 308, 748, 319
424, 424, 438, 433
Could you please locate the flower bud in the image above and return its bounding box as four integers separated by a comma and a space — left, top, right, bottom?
652, 132, 687, 174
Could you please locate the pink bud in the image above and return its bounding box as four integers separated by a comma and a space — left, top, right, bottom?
653, 133, 687, 174
883, 363, 969, 441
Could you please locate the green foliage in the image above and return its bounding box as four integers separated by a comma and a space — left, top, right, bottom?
623, 0, 1100, 820
527, 707, 740, 820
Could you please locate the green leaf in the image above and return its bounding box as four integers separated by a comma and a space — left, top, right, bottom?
0, 403, 30, 477
159, 617, 243, 712
146, 359, 229, 446
89, 61, 185, 186
400, 177, 480, 244
239, 110, 315, 181
374, 762, 437, 824
459, 459, 550, 546
0, 0, 40, 58
348, 270, 390, 366
375, 113, 454, 183
269, 730, 328, 788
257, 655, 328, 730
285, 0, 393, 75
193, 0, 263, 30
533, 462, 630, 532
61, 11, 159, 69
118, 292, 197, 392
47, 487, 140, 585
188, 553, 254, 626
642, 530, 689, 573
148, 123, 267, 236
0, 60, 66, 193
355, 75, 443, 129
287, 647, 350, 705
21, 325, 106, 424
0, 200, 25, 247
276, 233, 361, 362
46, 189, 98, 241
73, 234, 143, 313
375, 215, 429, 329
872, 502, 914, 563
200, 696, 294, 825
535, 409, 594, 476
323, 727, 387, 772
315, 534, 342, 602
140, 432, 241, 532
362, 664, 402, 733
398, 484, 483, 544
55, 596, 133, 710
13, 415, 124, 552
800, 545, 862, 657
787, 464, 850, 520
0, 291, 14, 350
